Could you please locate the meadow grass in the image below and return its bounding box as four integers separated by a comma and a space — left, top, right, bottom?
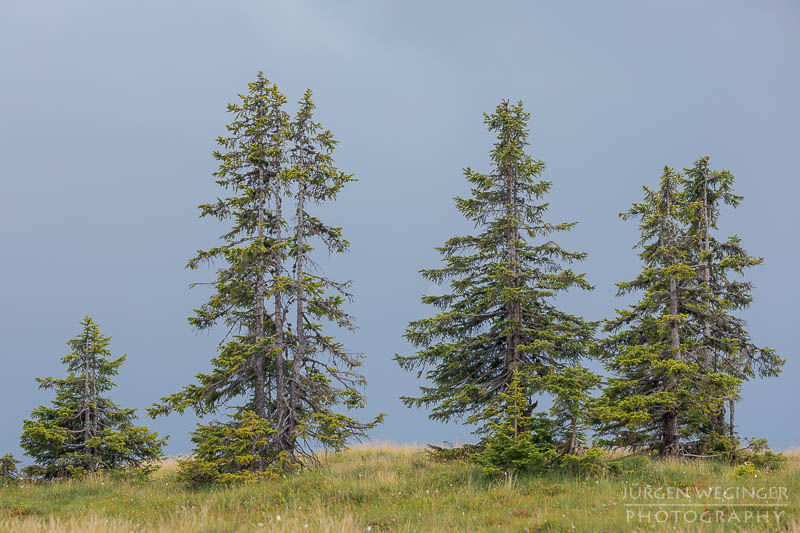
0, 444, 797, 532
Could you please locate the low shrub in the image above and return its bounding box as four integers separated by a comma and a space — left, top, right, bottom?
177, 410, 297, 484
0, 453, 20, 482
734, 438, 786, 471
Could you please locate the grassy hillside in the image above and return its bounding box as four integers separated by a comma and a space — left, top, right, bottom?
1, 443, 797, 532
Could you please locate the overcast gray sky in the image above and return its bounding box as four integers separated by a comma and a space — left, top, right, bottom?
1, 1, 798, 457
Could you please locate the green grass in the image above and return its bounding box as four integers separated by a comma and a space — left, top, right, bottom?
1, 444, 797, 532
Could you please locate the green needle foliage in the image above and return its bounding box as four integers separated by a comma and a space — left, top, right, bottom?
396, 100, 596, 440
20, 317, 165, 479
149, 73, 380, 481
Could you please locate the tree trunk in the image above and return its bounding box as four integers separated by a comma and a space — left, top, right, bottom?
662, 178, 680, 457
289, 170, 307, 449
728, 399, 735, 438
662, 274, 681, 457
701, 162, 713, 374
700, 162, 725, 432
83, 332, 93, 471
253, 164, 268, 423
90, 342, 98, 470
505, 162, 522, 375
567, 415, 578, 455
272, 161, 288, 451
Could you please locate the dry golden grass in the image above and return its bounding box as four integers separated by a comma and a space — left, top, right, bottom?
783, 447, 800, 458
0, 508, 363, 533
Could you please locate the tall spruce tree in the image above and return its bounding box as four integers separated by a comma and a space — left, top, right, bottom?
285, 90, 382, 455
593, 167, 739, 456
148, 73, 292, 464
21, 317, 165, 478
396, 100, 595, 436
682, 157, 783, 442
149, 73, 379, 477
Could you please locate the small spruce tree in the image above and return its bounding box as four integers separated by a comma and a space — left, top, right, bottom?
541, 366, 600, 455
177, 411, 287, 484
0, 453, 20, 482
20, 317, 165, 478
475, 372, 556, 475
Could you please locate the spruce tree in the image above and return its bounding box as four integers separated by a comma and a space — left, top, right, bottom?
285, 89, 382, 455
396, 100, 596, 437
542, 366, 600, 455
474, 372, 556, 475
148, 73, 292, 469
20, 317, 165, 478
593, 167, 738, 456
149, 73, 380, 476
682, 157, 783, 443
